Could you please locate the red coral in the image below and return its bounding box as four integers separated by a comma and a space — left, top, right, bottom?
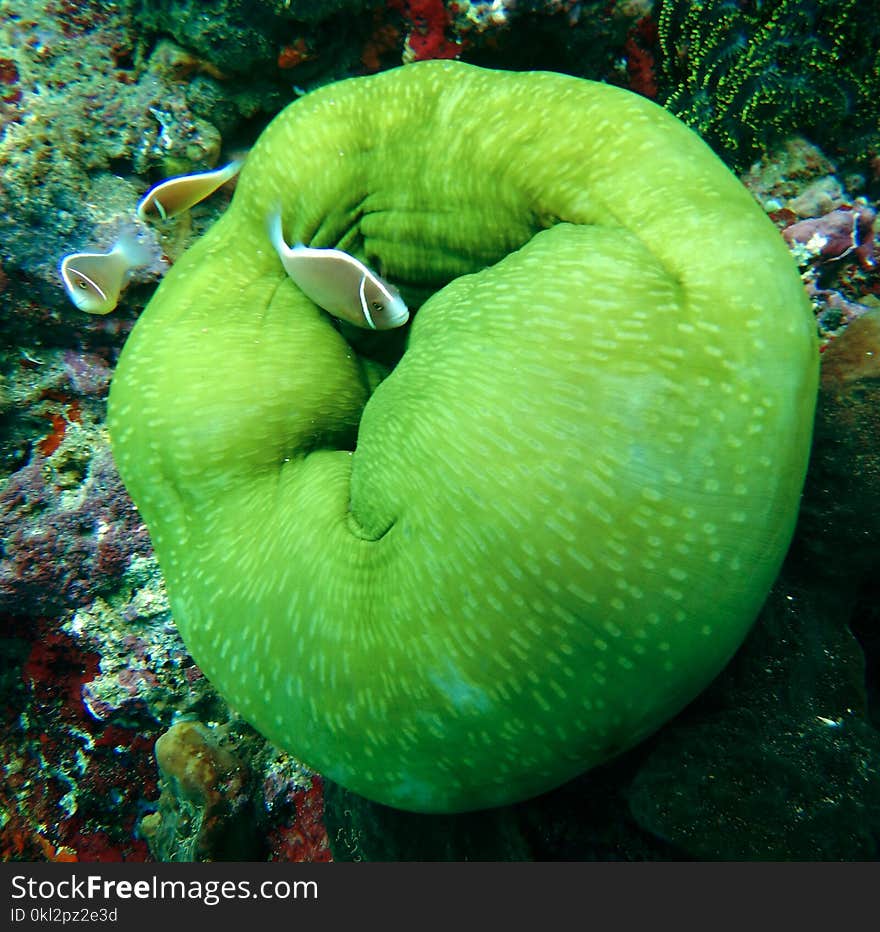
0, 792, 53, 861
269, 779, 332, 862
23, 630, 99, 714
277, 38, 315, 70
362, 17, 402, 72
63, 831, 149, 862
0, 609, 160, 863
624, 16, 659, 99
35, 395, 82, 455
38, 412, 68, 456
393, 0, 460, 61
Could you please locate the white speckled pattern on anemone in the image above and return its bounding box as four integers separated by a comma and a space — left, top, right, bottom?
108, 61, 818, 813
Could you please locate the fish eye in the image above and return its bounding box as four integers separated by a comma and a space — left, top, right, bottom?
371, 301, 383, 312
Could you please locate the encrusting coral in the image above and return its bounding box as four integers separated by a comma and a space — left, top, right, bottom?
108, 61, 817, 813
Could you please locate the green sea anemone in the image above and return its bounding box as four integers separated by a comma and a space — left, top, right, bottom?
108, 61, 817, 812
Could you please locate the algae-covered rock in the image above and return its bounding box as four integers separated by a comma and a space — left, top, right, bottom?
138, 0, 374, 73
626, 581, 880, 860
140, 721, 261, 861
795, 310, 880, 581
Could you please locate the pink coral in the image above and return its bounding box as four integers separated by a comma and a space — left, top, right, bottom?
782, 205, 877, 270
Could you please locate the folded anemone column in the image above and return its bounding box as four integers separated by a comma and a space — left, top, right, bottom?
108, 61, 818, 813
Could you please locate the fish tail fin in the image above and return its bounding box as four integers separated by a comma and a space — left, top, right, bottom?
222, 158, 245, 181
112, 230, 153, 272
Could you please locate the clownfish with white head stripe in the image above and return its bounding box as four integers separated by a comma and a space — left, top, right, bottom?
137, 160, 243, 222
60, 233, 153, 315
267, 210, 409, 330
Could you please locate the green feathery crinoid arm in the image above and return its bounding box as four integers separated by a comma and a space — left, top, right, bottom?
108, 61, 817, 813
